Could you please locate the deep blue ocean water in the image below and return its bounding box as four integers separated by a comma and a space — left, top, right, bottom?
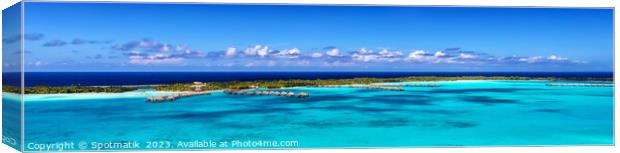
1, 72, 613, 87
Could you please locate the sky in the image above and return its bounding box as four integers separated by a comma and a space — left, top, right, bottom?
2, 3, 21, 73
11, 2, 614, 72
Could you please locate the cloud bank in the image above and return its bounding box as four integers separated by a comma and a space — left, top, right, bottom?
112, 39, 205, 65
2, 33, 45, 44
106, 39, 585, 69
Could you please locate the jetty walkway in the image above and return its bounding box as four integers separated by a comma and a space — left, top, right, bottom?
146, 91, 211, 102
224, 89, 309, 98
546, 83, 613, 87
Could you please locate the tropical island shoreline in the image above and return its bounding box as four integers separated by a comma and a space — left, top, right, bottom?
2, 76, 613, 95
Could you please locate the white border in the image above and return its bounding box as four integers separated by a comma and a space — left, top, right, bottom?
0, 0, 617, 153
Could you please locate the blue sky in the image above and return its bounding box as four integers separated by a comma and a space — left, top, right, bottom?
2, 3, 21, 73
15, 2, 614, 72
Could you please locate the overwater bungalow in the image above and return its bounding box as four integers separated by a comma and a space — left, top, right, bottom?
223, 89, 309, 98
297, 92, 309, 98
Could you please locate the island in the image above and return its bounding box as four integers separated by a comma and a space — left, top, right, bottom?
3, 76, 613, 94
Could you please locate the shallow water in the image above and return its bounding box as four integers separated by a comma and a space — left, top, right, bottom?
2, 93, 22, 150
21, 80, 613, 151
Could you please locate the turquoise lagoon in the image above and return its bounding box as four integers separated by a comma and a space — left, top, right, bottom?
2, 93, 21, 150
22, 80, 613, 151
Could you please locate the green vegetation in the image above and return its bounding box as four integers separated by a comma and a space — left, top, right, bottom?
3, 85, 139, 94
153, 83, 194, 91
2, 85, 20, 94
3, 76, 612, 94
153, 76, 613, 91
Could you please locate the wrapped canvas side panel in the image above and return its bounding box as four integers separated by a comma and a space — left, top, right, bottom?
2, 2, 23, 152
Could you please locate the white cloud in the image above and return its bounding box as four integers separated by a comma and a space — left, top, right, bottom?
518, 56, 544, 63
145, 44, 587, 67
175, 45, 188, 52
129, 53, 183, 65
547, 55, 568, 61
287, 48, 301, 55
405, 50, 489, 64
407, 50, 435, 62
26, 61, 46, 66
326, 48, 341, 57
357, 48, 372, 54
257, 46, 270, 57
352, 48, 379, 62
107, 39, 591, 68
352, 53, 379, 62
225, 47, 237, 57
408, 50, 426, 58
160, 44, 171, 52
244, 45, 271, 57
275, 48, 301, 58
379, 49, 403, 57
113, 39, 174, 53
352, 48, 403, 62
115, 39, 207, 64
378, 49, 404, 62
311, 52, 324, 58
459, 53, 477, 59
510, 55, 578, 64
434, 51, 446, 57
243, 45, 258, 55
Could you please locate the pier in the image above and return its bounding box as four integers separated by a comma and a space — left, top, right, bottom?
146, 91, 211, 102
546, 83, 613, 87
224, 89, 309, 98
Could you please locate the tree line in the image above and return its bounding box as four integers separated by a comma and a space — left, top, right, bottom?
2, 76, 613, 94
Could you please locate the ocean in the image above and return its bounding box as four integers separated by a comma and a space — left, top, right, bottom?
16, 80, 614, 151
1, 72, 614, 87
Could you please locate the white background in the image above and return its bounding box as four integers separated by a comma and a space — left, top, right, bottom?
0, 0, 617, 153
